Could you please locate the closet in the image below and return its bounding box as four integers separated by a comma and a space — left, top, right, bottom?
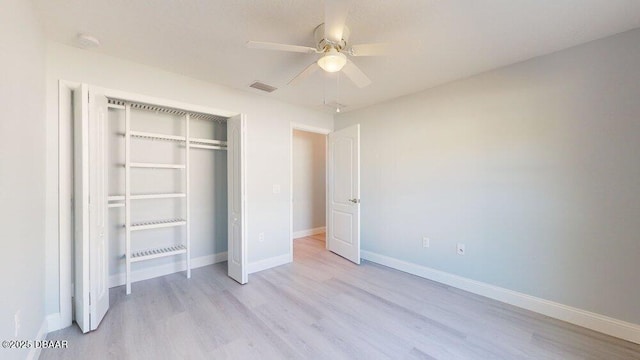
72, 85, 247, 333
106, 99, 228, 295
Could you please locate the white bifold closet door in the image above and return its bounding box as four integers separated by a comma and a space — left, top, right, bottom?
227, 114, 248, 284
74, 85, 110, 333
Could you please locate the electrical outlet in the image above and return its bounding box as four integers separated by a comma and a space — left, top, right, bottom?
422, 236, 430, 248
457, 243, 466, 256
14, 310, 21, 338
258, 232, 265, 242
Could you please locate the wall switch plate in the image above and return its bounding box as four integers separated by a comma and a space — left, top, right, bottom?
258, 232, 265, 242
422, 237, 430, 248
457, 243, 465, 256
272, 184, 281, 194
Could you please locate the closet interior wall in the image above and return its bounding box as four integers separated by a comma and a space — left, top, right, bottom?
107, 102, 228, 289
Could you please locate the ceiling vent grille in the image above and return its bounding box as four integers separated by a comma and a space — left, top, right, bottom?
249, 81, 278, 93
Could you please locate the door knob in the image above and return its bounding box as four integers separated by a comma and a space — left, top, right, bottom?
348, 198, 360, 204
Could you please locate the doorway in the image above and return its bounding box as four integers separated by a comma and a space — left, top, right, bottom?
290, 124, 330, 257
289, 123, 361, 264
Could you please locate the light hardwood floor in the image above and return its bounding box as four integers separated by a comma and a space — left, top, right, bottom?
42, 234, 640, 359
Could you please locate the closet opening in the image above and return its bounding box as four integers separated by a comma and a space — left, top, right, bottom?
105, 99, 229, 295
62, 84, 247, 333
290, 124, 330, 259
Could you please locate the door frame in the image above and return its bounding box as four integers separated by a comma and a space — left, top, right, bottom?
289, 122, 332, 258
57, 81, 242, 330
56, 80, 80, 332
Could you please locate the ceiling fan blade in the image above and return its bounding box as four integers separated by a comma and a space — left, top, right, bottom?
324, 0, 350, 43
288, 62, 320, 86
349, 43, 390, 56
246, 41, 318, 54
341, 59, 371, 88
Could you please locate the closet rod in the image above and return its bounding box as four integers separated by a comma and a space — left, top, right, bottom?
190, 144, 227, 151
109, 193, 186, 201
130, 131, 186, 142
190, 137, 227, 146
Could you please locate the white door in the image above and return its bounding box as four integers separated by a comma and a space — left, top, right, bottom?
73, 84, 90, 333
227, 114, 248, 284
73, 85, 109, 333
88, 89, 109, 330
327, 124, 361, 264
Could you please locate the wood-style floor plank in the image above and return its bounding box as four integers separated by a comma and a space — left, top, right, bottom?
41, 234, 640, 359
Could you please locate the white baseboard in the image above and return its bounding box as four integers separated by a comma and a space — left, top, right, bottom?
26, 318, 48, 360
46, 313, 63, 333
293, 226, 326, 239
109, 252, 228, 288
248, 253, 291, 274
361, 250, 640, 345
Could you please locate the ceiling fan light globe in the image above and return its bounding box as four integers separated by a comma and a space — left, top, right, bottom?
317, 50, 347, 73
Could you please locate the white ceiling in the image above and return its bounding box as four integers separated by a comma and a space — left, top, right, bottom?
34, 0, 640, 113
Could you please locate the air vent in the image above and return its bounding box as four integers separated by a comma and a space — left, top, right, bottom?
249, 81, 278, 93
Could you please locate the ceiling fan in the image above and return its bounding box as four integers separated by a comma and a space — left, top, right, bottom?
246, 0, 388, 88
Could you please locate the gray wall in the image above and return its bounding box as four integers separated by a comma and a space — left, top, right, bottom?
0, 0, 46, 358
292, 130, 326, 233
336, 28, 640, 325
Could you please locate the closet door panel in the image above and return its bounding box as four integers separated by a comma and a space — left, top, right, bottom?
73, 86, 110, 332
73, 84, 90, 333
89, 90, 110, 330
227, 114, 247, 284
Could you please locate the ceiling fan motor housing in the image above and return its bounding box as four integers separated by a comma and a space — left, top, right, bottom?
314, 23, 350, 52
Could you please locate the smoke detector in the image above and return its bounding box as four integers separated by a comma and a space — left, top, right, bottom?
77, 34, 101, 48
